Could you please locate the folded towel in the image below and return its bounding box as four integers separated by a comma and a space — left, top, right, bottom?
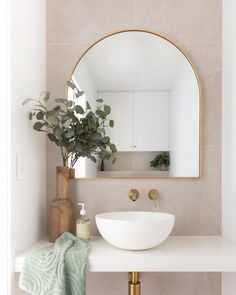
19, 232, 89, 295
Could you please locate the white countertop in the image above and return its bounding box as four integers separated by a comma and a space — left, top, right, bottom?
15, 236, 236, 273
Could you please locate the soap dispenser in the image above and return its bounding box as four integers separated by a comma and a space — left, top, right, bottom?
76, 203, 90, 240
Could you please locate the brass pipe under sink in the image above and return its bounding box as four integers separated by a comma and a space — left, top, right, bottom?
128, 272, 140, 295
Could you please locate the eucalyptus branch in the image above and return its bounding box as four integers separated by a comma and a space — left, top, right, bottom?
23, 80, 117, 168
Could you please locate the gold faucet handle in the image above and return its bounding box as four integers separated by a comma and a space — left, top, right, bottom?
148, 189, 159, 207
148, 189, 159, 200
128, 189, 139, 202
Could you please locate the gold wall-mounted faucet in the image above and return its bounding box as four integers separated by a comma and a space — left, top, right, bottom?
128, 189, 139, 202
148, 189, 159, 201
148, 189, 159, 207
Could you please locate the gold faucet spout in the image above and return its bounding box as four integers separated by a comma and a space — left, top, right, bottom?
128, 189, 139, 202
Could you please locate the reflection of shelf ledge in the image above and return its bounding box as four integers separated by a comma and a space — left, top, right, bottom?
97, 171, 169, 177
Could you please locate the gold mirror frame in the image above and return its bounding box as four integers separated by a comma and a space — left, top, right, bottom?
68, 29, 202, 179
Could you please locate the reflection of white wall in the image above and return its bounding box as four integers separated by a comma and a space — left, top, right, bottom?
99, 91, 169, 152
83, 32, 183, 91
169, 62, 199, 176
222, 1, 236, 294
134, 92, 169, 151
72, 60, 98, 177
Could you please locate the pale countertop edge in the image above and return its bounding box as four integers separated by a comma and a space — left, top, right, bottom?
15, 236, 236, 273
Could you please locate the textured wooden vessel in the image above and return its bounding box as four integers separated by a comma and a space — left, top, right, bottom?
49, 166, 75, 242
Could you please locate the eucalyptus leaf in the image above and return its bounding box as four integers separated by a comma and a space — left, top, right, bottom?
110, 143, 117, 152
36, 111, 44, 120
109, 120, 114, 127
47, 106, 60, 116
75, 144, 83, 152
22, 98, 35, 105
53, 105, 61, 113
54, 126, 63, 138
29, 112, 33, 120
75, 105, 84, 114
65, 129, 74, 138
99, 150, 108, 160
33, 122, 44, 131
48, 133, 57, 142
66, 100, 73, 108
104, 105, 111, 115
67, 109, 74, 117
106, 153, 112, 160
75, 90, 84, 98
63, 119, 72, 128
96, 109, 106, 118
48, 115, 60, 126
55, 98, 67, 104
43, 92, 50, 103
98, 143, 106, 150
68, 142, 75, 151
101, 136, 110, 143
67, 80, 76, 90
97, 127, 105, 134
91, 133, 103, 141
89, 155, 97, 163
61, 114, 70, 124
86, 101, 91, 109
23, 84, 117, 168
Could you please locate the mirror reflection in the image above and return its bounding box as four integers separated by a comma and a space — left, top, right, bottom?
69, 31, 200, 178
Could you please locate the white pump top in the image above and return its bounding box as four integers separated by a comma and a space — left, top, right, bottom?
78, 203, 86, 216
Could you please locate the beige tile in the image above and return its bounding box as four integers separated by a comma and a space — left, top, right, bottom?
86, 272, 221, 295
67, 144, 221, 236
87, 273, 127, 295
46, 0, 222, 293
46, 43, 89, 97
47, 0, 134, 44
69, 178, 135, 235
177, 43, 221, 79
141, 273, 221, 295
202, 89, 221, 146
134, 0, 221, 44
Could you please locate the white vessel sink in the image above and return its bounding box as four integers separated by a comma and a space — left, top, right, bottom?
95, 211, 175, 250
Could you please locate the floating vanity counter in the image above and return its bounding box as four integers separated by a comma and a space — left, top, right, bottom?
15, 236, 236, 273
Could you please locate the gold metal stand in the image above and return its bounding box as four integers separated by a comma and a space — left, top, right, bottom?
128, 272, 140, 295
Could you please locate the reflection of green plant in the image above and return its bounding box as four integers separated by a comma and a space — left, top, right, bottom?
150, 152, 170, 168
23, 80, 117, 167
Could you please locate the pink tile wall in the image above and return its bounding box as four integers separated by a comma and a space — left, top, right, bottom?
46, 1, 222, 294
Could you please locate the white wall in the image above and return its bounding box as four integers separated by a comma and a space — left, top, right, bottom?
11, 0, 46, 294
222, 0, 236, 294
168, 62, 199, 176
0, 1, 11, 294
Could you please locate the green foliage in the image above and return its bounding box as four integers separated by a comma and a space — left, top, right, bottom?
23, 80, 117, 167
150, 152, 170, 169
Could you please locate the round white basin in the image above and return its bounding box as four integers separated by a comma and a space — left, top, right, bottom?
95, 211, 175, 250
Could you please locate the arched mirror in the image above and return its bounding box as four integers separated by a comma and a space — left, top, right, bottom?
68, 30, 201, 178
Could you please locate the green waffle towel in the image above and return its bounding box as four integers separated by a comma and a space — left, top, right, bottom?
19, 232, 89, 295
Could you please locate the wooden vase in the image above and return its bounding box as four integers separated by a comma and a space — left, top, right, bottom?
49, 166, 76, 242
